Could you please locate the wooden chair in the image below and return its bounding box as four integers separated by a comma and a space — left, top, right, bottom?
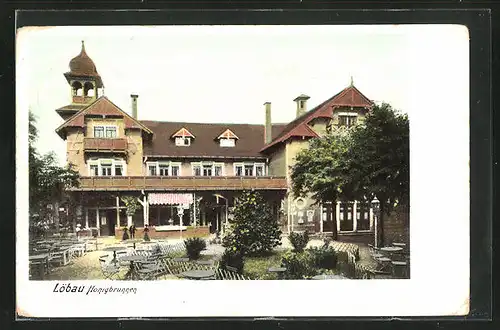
99, 257, 121, 280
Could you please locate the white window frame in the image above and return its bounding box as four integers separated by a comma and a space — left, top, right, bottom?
191, 162, 202, 176
233, 162, 267, 177
220, 138, 236, 147
190, 162, 224, 177
214, 163, 224, 176
147, 161, 183, 176
338, 112, 358, 128
93, 125, 118, 138
88, 158, 126, 176
175, 136, 191, 146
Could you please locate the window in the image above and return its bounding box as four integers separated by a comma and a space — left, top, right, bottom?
244, 165, 253, 176
220, 138, 235, 147
235, 165, 243, 176
90, 164, 99, 176
148, 165, 157, 176
94, 126, 104, 138
214, 164, 223, 176
299, 100, 305, 108
175, 137, 191, 146
171, 165, 180, 176
115, 164, 123, 176
339, 115, 357, 128
192, 165, 201, 176
105, 127, 117, 138
255, 164, 264, 177
101, 164, 112, 176
202, 165, 213, 176
159, 164, 169, 176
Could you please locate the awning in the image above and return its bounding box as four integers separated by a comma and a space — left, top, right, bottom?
148, 193, 193, 205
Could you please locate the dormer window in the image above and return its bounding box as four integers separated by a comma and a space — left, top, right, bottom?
175, 136, 191, 146
220, 138, 235, 147
338, 112, 358, 128
172, 127, 195, 147
217, 129, 238, 147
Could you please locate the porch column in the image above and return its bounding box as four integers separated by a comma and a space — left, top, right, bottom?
193, 193, 197, 227
202, 208, 206, 226
75, 205, 82, 233
353, 200, 358, 232
85, 208, 89, 228
115, 196, 120, 228
96, 208, 100, 236
369, 204, 374, 230
335, 201, 341, 233
225, 198, 229, 228
216, 209, 219, 232
143, 195, 149, 226
319, 204, 323, 232
287, 198, 291, 234
158, 207, 161, 225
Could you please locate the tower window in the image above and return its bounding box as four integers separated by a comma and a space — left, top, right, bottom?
94, 126, 105, 138
299, 100, 305, 108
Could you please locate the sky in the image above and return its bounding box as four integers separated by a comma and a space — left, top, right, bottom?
17, 25, 468, 165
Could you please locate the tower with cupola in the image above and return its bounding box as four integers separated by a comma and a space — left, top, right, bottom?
55, 41, 105, 120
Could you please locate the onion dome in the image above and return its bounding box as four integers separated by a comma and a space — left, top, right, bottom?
64, 41, 103, 87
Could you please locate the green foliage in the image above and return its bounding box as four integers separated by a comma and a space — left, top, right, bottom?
222, 191, 281, 256
29, 111, 80, 224
290, 103, 409, 244
307, 245, 337, 270
280, 251, 317, 279
120, 196, 141, 216
220, 248, 244, 273
288, 231, 310, 252
184, 237, 207, 260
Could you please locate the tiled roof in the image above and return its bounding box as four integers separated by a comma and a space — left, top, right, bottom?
141, 121, 286, 159
55, 104, 88, 113
55, 96, 153, 139
64, 41, 103, 87
261, 85, 373, 153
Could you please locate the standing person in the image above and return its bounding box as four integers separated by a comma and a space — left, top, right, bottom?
143, 224, 150, 242
129, 223, 136, 239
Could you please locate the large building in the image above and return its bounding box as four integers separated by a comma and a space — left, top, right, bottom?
55, 41, 384, 242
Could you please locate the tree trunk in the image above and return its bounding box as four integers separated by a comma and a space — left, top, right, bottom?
127, 215, 133, 227
53, 201, 60, 233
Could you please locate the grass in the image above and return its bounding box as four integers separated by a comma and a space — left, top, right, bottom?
243, 250, 286, 280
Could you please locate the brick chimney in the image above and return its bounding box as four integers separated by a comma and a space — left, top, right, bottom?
131, 94, 139, 119
293, 94, 310, 118
264, 102, 272, 144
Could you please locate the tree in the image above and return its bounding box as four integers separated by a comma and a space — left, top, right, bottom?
290, 103, 409, 245
120, 195, 141, 227
29, 111, 80, 235
222, 191, 282, 256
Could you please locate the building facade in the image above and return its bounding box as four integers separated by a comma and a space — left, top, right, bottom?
55, 42, 385, 243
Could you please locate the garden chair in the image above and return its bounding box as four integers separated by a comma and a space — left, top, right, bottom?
99, 257, 121, 280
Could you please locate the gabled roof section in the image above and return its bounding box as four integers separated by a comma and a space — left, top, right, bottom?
55, 96, 153, 139
171, 128, 195, 139
260, 85, 374, 153
217, 129, 239, 140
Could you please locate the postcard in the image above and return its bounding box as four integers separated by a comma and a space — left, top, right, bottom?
16, 24, 469, 318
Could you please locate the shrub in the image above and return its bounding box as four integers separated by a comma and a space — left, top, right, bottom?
220, 248, 244, 273
222, 191, 281, 256
307, 245, 337, 270
184, 237, 207, 260
280, 251, 317, 279
288, 231, 310, 253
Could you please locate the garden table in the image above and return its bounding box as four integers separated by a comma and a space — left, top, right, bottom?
120, 254, 147, 280
180, 269, 216, 280
53, 247, 71, 265
312, 274, 348, 280
392, 243, 406, 247
173, 257, 190, 263
29, 254, 50, 274
268, 267, 286, 279
103, 246, 128, 263
380, 246, 403, 253
196, 260, 214, 266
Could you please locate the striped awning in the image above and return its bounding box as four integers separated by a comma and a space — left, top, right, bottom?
148, 193, 193, 205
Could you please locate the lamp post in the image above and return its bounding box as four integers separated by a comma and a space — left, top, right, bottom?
177, 205, 184, 240
372, 197, 380, 247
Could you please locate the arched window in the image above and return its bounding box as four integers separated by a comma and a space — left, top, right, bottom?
84, 82, 95, 97
72, 81, 83, 96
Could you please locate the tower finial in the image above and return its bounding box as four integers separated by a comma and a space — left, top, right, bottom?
81, 40, 85, 52
350, 75, 354, 87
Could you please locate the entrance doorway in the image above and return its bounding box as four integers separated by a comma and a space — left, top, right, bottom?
322, 203, 335, 232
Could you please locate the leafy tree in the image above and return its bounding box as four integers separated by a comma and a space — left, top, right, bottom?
290, 103, 409, 245
29, 111, 80, 234
120, 195, 142, 229
222, 191, 282, 256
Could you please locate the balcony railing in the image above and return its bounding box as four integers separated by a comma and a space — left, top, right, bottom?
83, 138, 127, 152
72, 176, 288, 191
